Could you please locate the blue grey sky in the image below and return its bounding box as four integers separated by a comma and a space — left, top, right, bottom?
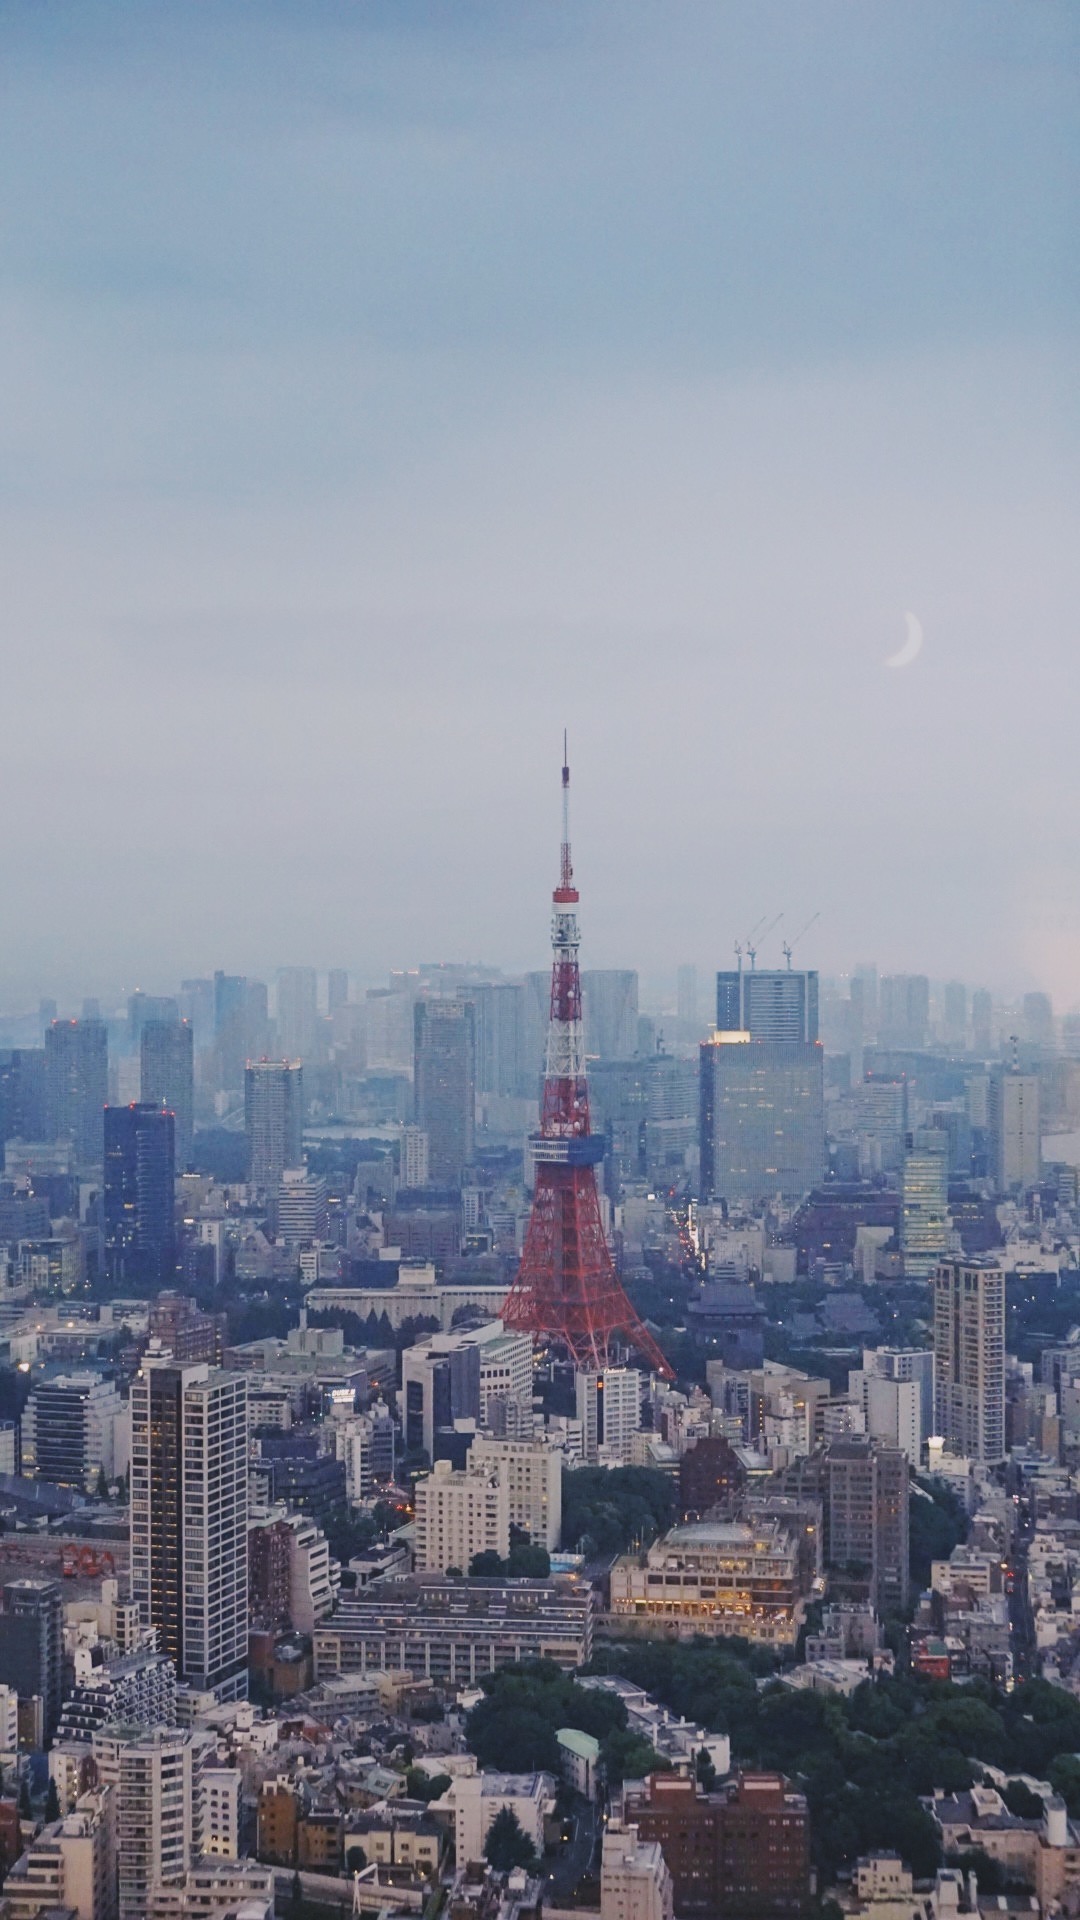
1, 2, 1078, 1003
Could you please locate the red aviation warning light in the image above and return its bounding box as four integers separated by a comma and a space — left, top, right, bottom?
500, 747, 672, 1378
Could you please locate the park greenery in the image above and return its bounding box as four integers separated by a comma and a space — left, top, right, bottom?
465, 1662, 665, 1786
561, 1465, 676, 1556
470, 1545, 552, 1578
586, 1637, 1080, 1885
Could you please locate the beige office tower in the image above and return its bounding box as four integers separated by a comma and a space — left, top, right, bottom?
413, 1459, 509, 1572
988, 1070, 1041, 1194
933, 1257, 1006, 1463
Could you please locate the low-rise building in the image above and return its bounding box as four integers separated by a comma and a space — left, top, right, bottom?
602, 1819, 675, 1920
437, 1765, 556, 1868
314, 1575, 593, 1686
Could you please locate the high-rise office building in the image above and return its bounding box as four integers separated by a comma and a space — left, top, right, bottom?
942, 982, 968, 1048
45, 1019, 109, 1164
988, 1070, 1041, 1194
327, 968, 350, 1016
213, 973, 269, 1091
715, 969, 819, 1043
699, 1031, 824, 1207
130, 1357, 248, 1700
276, 967, 319, 1060
900, 1135, 950, 1279
140, 1019, 195, 1170
0, 1047, 47, 1145
244, 1061, 303, 1191
1023, 991, 1055, 1053
878, 975, 930, 1051
275, 1167, 329, 1246
21, 1371, 122, 1490
462, 981, 525, 1097
413, 998, 475, 1185
933, 1257, 1006, 1463
972, 988, 994, 1056
104, 1103, 176, 1289
676, 964, 699, 1033
0, 1578, 63, 1738
127, 991, 180, 1049
179, 977, 216, 1047
582, 971, 640, 1061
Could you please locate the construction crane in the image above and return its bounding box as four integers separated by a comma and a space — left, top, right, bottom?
782, 912, 820, 969
747, 913, 784, 969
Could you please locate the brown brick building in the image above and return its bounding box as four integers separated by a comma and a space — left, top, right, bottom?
679, 1437, 747, 1521
624, 1771, 811, 1919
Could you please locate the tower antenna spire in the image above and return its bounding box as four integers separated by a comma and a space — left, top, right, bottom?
500, 754, 672, 1378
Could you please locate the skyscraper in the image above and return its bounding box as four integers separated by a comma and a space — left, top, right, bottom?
327, 968, 350, 1016
244, 1060, 304, 1190
825, 1436, 910, 1615
104, 1103, 176, 1289
942, 982, 968, 1048
462, 981, 525, 1097
933, 1256, 1006, 1463
900, 1133, 950, 1279
276, 966, 319, 1060
413, 998, 475, 1185
0, 1578, 63, 1739
127, 991, 180, 1049
972, 988, 994, 1056
676, 964, 699, 1033
0, 1047, 47, 1145
581, 970, 640, 1060
988, 1069, 1041, 1194
699, 1030, 825, 1207
140, 1018, 195, 1169
130, 1356, 248, 1700
44, 1018, 108, 1164
879, 975, 930, 1051
714, 968, 819, 1043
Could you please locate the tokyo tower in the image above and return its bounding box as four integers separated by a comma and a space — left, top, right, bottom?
501, 747, 673, 1379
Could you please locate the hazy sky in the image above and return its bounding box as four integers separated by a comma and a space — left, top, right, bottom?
2, 2, 1078, 1006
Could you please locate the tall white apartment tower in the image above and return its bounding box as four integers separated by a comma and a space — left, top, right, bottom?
92, 1724, 195, 1920
130, 1356, 249, 1702
576, 1368, 642, 1464
933, 1257, 1006, 1463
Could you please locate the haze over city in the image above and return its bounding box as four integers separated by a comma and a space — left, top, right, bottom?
2, 2, 1078, 1003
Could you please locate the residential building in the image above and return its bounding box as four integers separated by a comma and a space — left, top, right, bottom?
21, 1371, 122, 1490
577, 1368, 642, 1464
54, 1646, 176, 1745
104, 1102, 176, 1289
313, 1573, 593, 1684
824, 1436, 910, 1614
130, 1356, 249, 1700
333, 1403, 397, 1504
623, 1771, 811, 1920
147, 1293, 226, 1366
91, 1724, 194, 1920
244, 1061, 303, 1192
602, 1819, 675, 1920
140, 1019, 195, 1170
933, 1257, 1007, 1463
413, 998, 475, 1185
679, 1436, 747, 1522
145, 1858, 273, 1920
468, 1434, 562, 1551
198, 1768, 242, 1860
45, 1018, 109, 1165
0, 1787, 114, 1920
441, 1765, 555, 1869
414, 1458, 510, 1572
0, 1577, 63, 1738
609, 1520, 806, 1648
856, 1347, 934, 1440
284, 1510, 339, 1631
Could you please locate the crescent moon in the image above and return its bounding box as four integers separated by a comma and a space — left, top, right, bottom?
886, 611, 923, 670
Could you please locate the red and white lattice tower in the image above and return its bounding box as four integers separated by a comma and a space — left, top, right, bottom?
501, 748, 673, 1378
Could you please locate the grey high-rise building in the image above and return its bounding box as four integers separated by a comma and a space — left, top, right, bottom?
1023, 991, 1055, 1053
179, 977, 216, 1046
141, 1019, 195, 1169
825, 1437, 909, 1615
276, 966, 319, 1060
128, 991, 180, 1049
942, 981, 968, 1048
44, 1018, 109, 1164
933, 1256, 1006, 1463
461, 981, 524, 1097
581, 970, 639, 1060
676, 964, 699, 1032
0, 1578, 63, 1738
327, 969, 350, 1016
522, 971, 552, 1095
213, 972, 269, 1090
414, 999, 475, 1186
987, 1069, 1041, 1195
130, 1357, 248, 1700
701, 969, 824, 1207
972, 988, 993, 1056
714, 968, 819, 1043
244, 1061, 304, 1191
879, 974, 930, 1051
0, 1047, 47, 1145
104, 1103, 176, 1289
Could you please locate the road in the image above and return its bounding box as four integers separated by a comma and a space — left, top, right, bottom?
1009, 1495, 1036, 1684
547, 1799, 598, 1899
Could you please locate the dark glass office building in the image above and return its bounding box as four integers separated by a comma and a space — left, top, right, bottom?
104, 1102, 176, 1288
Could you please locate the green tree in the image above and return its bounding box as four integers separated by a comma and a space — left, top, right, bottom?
470, 1550, 507, 1578
507, 1543, 551, 1578
95, 1466, 109, 1500
1049, 1755, 1080, 1817
406, 1767, 452, 1804
601, 1728, 669, 1787
346, 1845, 367, 1873
484, 1807, 538, 1873
44, 1778, 61, 1822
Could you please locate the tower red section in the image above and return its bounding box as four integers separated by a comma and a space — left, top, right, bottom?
501, 751, 673, 1379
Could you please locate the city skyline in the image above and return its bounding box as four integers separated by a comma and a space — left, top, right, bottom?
1, 3, 1077, 998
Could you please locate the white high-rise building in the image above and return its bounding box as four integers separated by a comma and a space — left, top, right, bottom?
468, 1434, 563, 1551
401, 1125, 430, 1190
285, 1511, 339, 1632
989, 1071, 1041, 1194
601, 1820, 674, 1920
0, 1682, 18, 1759
92, 1725, 195, 1920
130, 1357, 249, 1701
933, 1257, 1006, 1463
413, 1458, 509, 1572
576, 1368, 642, 1464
